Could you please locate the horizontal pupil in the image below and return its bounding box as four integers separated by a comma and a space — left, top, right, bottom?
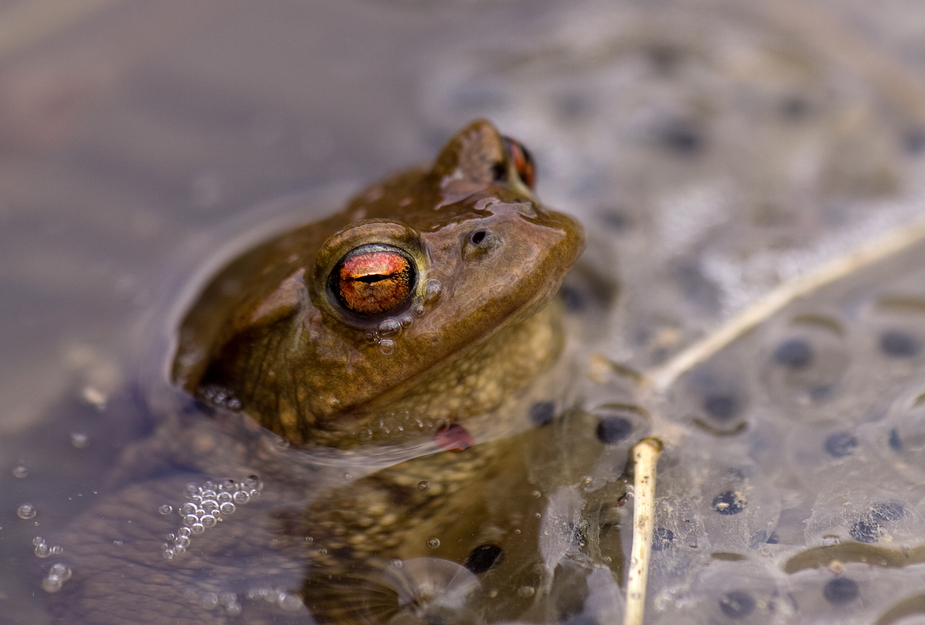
354, 274, 391, 284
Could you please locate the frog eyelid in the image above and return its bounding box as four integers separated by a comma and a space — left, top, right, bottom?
312, 220, 425, 326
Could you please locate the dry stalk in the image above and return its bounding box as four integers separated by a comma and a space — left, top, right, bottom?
623, 437, 663, 625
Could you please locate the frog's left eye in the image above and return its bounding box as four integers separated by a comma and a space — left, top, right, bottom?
502, 136, 536, 189
330, 244, 416, 317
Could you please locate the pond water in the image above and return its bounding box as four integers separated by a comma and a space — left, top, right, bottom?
4, 0, 925, 623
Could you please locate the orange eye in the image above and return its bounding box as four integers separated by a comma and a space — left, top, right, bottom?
331, 244, 416, 317
502, 136, 536, 189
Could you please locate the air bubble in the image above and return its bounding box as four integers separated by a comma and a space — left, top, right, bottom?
180, 503, 196, 515
424, 279, 442, 302
70, 432, 90, 448
378, 318, 401, 335
201, 515, 217, 528
426, 537, 441, 549
12, 465, 28, 478
233, 491, 250, 504
183, 514, 198, 526
379, 339, 395, 356
219, 502, 235, 515
190, 523, 205, 535
159, 504, 173, 515
278, 593, 303, 611
518, 586, 536, 598
201, 500, 218, 514
17, 504, 36, 519
200, 592, 219, 609
417, 481, 430, 492
217, 492, 232, 503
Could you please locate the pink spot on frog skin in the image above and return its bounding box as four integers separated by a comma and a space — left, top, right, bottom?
434, 424, 473, 452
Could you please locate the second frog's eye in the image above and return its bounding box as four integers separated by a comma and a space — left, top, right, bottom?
330, 244, 416, 317
502, 136, 536, 189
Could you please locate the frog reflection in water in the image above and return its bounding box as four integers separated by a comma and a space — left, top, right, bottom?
53, 121, 588, 624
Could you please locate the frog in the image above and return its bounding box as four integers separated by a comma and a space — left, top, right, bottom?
39, 120, 591, 624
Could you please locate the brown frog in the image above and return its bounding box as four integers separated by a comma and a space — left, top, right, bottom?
173, 120, 582, 452
43, 120, 588, 624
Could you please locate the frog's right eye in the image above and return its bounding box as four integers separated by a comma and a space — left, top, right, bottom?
330, 244, 416, 317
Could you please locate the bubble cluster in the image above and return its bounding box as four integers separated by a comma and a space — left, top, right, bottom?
41, 563, 72, 593
162, 477, 262, 561
33, 536, 63, 558
183, 589, 244, 616
245, 586, 304, 612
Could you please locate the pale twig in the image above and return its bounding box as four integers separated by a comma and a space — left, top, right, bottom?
647, 213, 925, 393
623, 437, 663, 625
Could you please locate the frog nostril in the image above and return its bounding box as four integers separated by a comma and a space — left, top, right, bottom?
462, 229, 501, 262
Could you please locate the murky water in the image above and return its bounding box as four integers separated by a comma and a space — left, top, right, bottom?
4, 0, 925, 623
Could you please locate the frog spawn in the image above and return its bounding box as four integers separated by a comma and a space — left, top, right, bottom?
626, 284, 925, 623
161, 477, 262, 561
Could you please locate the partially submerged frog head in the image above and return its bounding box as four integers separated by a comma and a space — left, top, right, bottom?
172, 120, 584, 448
